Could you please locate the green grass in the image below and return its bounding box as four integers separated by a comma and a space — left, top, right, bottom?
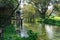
50, 16, 60, 21
44, 16, 60, 26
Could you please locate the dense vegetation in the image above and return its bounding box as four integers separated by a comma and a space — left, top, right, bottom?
2, 25, 38, 40
44, 18, 60, 26
0, 0, 18, 8
0, 0, 60, 40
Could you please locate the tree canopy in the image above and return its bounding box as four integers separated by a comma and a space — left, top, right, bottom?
0, 0, 18, 8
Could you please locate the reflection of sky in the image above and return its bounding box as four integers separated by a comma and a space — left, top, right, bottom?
20, 27, 29, 38
45, 25, 54, 39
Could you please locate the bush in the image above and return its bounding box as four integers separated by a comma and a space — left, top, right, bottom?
19, 30, 38, 40
44, 19, 60, 26
27, 30, 38, 40
2, 25, 38, 40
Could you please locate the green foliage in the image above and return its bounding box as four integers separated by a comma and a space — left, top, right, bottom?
0, 0, 18, 8
27, 30, 38, 40
44, 19, 56, 25
4, 25, 16, 34
23, 4, 35, 18
2, 25, 38, 40
2, 24, 16, 40
44, 18, 60, 26
0, 0, 19, 26
31, 0, 51, 19
19, 30, 37, 40
54, 4, 60, 11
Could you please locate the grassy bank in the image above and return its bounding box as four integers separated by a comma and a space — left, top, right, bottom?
44, 17, 60, 26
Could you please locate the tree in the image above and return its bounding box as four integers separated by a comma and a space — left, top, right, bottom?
30, 0, 53, 20
31, 0, 60, 19
0, 0, 20, 38
0, 0, 20, 26
54, 4, 60, 17
22, 4, 35, 22
28, 0, 55, 40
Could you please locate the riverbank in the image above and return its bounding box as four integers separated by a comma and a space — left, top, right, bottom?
37, 16, 60, 26
44, 17, 60, 26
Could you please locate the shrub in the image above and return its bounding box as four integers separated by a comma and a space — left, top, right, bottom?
2, 25, 38, 40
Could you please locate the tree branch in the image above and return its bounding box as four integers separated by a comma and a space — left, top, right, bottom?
2, 0, 21, 26
48, 9, 54, 17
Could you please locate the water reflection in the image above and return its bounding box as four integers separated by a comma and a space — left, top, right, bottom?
24, 22, 60, 40
20, 27, 29, 38
45, 25, 54, 40
38, 24, 42, 35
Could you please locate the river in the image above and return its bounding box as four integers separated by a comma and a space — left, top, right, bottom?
24, 22, 60, 40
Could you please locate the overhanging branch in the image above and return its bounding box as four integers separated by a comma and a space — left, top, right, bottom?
48, 8, 54, 17
2, 0, 21, 26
